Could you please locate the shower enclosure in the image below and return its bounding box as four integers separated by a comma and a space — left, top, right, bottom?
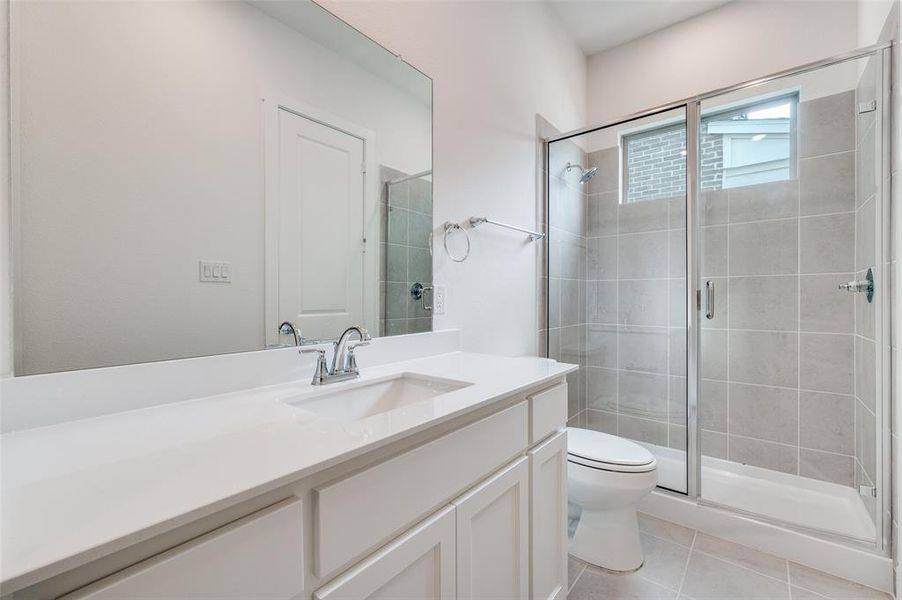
381, 168, 434, 337
545, 45, 891, 553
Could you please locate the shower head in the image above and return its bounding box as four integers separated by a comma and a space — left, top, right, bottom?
565, 162, 598, 184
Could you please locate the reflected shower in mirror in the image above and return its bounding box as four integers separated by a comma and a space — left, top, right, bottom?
11, 0, 432, 375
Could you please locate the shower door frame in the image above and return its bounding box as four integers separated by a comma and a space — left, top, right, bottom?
545, 42, 893, 554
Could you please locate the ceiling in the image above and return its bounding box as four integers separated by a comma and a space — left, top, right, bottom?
546, 0, 733, 55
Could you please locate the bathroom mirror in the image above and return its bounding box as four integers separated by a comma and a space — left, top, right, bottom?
9, 0, 433, 375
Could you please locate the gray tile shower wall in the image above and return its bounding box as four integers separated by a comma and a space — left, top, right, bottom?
546, 138, 589, 424
380, 166, 433, 337
573, 90, 861, 489
581, 144, 688, 452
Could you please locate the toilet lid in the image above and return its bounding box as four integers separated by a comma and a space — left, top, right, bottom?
567, 427, 655, 469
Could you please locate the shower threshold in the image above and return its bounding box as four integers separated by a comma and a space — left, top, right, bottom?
645, 443, 876, 542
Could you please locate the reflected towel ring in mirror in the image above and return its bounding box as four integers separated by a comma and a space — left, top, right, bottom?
443, 221, 470, 262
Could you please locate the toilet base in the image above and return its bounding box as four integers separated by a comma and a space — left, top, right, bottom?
569, 506, 643, 572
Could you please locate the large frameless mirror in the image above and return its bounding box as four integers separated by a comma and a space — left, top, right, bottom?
10, 0, 433, 375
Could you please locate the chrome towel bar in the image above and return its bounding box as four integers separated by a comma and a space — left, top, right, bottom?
468, 216, 545, 241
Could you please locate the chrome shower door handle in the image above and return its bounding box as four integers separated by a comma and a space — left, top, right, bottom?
705, 280, 715, 320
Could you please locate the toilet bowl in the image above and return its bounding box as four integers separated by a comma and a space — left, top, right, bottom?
567, 427, 657, 572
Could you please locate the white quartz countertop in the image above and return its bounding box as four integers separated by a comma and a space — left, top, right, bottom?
0, 351, 576, 591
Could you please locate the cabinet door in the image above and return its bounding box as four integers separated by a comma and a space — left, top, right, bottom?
529, 431, 568, 600
314, 506, 455, 600
62, 499, 304, 599
453, 457, 529, 600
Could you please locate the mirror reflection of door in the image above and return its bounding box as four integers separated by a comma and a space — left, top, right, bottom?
277, 108, 365, 341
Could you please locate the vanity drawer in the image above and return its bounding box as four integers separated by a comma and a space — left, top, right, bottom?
315, 401, 528, 577
62, 498, 303, 599
529, 382, 567, 443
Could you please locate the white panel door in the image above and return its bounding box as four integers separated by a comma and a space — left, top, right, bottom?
278, 108, 365, 340
529, 431, 568, 600
314, 506, 455, 600
453, 457, 529, 600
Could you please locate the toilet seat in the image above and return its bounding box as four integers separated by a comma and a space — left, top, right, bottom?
567, 427, 656, 474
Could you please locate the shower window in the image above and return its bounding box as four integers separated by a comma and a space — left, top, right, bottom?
622, 94, 798, 203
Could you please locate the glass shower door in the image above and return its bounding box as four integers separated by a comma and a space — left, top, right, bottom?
546, 106, 689, 494
695, 52, 886, 544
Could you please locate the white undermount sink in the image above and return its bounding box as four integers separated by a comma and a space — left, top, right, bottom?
281, 373, 472, 422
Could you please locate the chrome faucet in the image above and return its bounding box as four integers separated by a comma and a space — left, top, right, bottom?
300, 326, 372, 385
279, 321, 303, 347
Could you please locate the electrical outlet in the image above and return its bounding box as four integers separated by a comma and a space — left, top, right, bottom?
433, 285, 446, 315
199, 260, 232, 283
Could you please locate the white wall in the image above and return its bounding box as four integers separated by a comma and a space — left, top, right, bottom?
586, 0, 860, 125
318, 0, 588, 357
12, 1, 431, 374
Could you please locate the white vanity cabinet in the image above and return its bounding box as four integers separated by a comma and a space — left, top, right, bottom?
453, 457, 530, 600
60, 499, 305, 600
528, 431, 569, 600
24, 380, 569, 600
314, 507, 457, 600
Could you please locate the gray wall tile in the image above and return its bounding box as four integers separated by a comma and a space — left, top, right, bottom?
700, 189, 729, 225
587, 280, 617, 324
799, 449, 855, 486
586, 324, 617, 368
729, 435, 798, 474
700, 379, 728, 432
619, 326, 669, 373
587, 236, 617, 280
619, 231, 669, 278
702, 430, 728, 459
799, 391, 854, 454
619, 414, 668, 445
730, 383, 798, 444
619, 370, 669, 420
799, 152, 855, 216
855, 198, 877, 270
799, 214, 854, 274
588, 192, 618, 237
800, 333, 853, 394
729, 275, 799, 331
586, 408, 617, 434
798, 90, 854, 158
587, 366, 617, 411
619, 279, 669, 326
729, 330, 798, 387
800, 274, 853, 333
730, 179, 798, 222
701, 226, 727, 277
855, 336, 877, 412
730, 220, 798, 276
619, 198, 668, 233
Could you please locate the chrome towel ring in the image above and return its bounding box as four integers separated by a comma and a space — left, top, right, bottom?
442, 221, 471, 262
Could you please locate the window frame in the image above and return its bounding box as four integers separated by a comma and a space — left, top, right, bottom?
619, 92, 799, 204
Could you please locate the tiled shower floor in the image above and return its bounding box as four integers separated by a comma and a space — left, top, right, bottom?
567, 513, 890, 599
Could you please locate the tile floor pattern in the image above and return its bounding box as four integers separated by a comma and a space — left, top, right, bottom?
567, 514, 891, 599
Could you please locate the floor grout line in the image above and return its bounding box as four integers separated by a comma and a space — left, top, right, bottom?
675, 530, 698, 598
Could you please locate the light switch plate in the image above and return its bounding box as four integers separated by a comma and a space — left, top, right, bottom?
433, 285, 446, 315
199, 260, 232, 283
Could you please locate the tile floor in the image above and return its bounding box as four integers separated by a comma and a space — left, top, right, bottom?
567, 513, 891, 599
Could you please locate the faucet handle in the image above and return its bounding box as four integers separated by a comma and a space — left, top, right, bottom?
300, 348, 330, 385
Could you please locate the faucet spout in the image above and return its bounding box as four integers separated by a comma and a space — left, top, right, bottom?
331, 326, 372, 375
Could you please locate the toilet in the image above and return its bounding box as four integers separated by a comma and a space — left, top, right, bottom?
567, 427, 658, 572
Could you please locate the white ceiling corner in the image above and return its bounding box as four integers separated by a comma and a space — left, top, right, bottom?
546, 0, 734, 56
